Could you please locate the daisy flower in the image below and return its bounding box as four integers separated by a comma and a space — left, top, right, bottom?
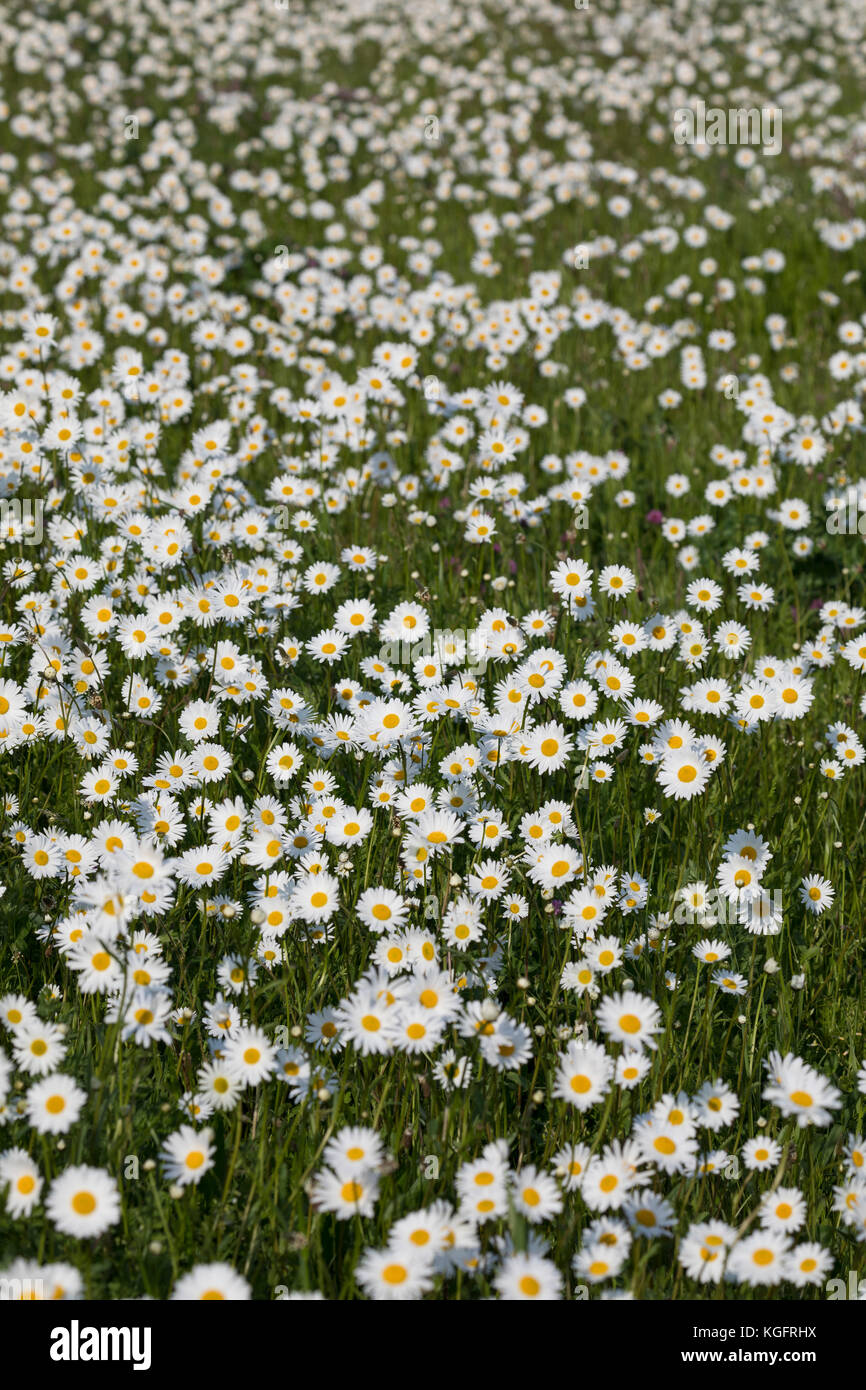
45, 1165, 121, 1238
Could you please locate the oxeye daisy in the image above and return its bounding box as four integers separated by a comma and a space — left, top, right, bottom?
510, 1166, 563, 1222
589, 760, 615, 783
581, 1146, 640, 1213
844, 1134, 866, 1177
692, 938, 730, 965
722, 829, 773, 871
717, 854, 762, 903
412, 809, 465, 853
559, 679, 598, 720
356, 887, 409, 934
727, 1230, 791, 1287
522, 720, 573, 773
742, 1137, 782, 1172
597, 989, 662, 1051
13, 1021, 66, 1076
616, 1050, 651, 1088
306, 628, 348, 665
554, 1040, 613, 1110
178, 699, 221, 743
598, 564, 636, 599
310, 1166, 380, 1220
323, 1125, 386, 1175
692, 1079, 740, 1130
638, 1119, 698, 1174
678, 1222, 735, 1283
159, 1125, 216, 1186
195, 1061, 242, 1112
0, 2, 863, 1312
696, 735, 726, 768
0, 994, 39, 1032
573, 1239, 628, 1283
0, 1148, 43, 1216
595, 662, 635, 701
762, 1051, 841, 1127
712, 970, 748, 995
656, 748, 710, 800
759, 1185, 807, 1234
686, 577, 723, 612
174, 845, 229, 886
549, 557, 592, 601
738, 581, 775, 611
467, 858, 509, 900
24, 1073, 87, 1135
45, 1165, 121, 1238
624, 699, 663, 729
171, 1263, 251, 1301
799, 874, 835, 914
625, 1188, 676, 1238
551, 1142, 592, 1193
714, 620, 752, 658
222, 1026, 277, 1085
355, 1246, 435, 1301
585, 935, 622, 974
528, 843, 583, 891
482, 1017, 533, 1070
563, 887, 607, 935
335, 992, 394, 1056
493, 1252, 562, 1300
786, 1242, 833, 1288
433, 1050, 473, 1091
291, 871, 340, 923
387, 1007, 443, 1055
501, 893, 528, 923
739, 887, 783, 936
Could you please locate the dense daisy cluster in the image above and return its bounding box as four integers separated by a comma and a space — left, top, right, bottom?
0, 0, 865, 1300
